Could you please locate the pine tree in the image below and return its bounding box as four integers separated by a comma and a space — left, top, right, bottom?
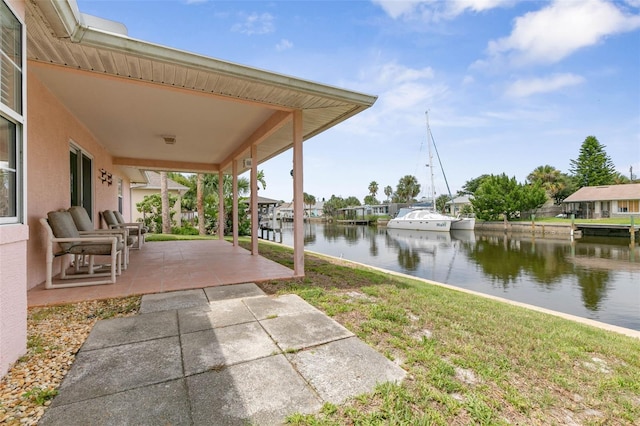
569, 136, 617, 187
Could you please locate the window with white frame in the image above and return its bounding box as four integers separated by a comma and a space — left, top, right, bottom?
0, 1, 23, 224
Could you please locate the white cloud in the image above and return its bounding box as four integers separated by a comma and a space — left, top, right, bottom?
374, 62, 435, 85
371, 0, 421, 19
372, 0, 513, 21
276, 39, 293, 51
231, 12, 275, 35
505, 73, 586, 98
488, 0, 640, 66
462, 75, 475, 85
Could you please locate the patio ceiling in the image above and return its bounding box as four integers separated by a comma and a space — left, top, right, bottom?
26, 0, 376, 182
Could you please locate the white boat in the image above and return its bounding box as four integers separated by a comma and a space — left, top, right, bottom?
387, 208, 452, 232
450, 216, 475, 230
388, 111, 475, 232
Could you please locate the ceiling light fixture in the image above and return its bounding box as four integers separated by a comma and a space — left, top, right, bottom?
162, 135, 176, 145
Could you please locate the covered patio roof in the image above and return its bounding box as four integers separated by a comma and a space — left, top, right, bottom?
26, 0, 376, 182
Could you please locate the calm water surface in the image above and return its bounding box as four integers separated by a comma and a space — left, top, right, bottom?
278, 223, 640, 331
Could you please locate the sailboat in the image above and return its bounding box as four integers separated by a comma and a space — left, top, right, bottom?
387, 112, 475, 232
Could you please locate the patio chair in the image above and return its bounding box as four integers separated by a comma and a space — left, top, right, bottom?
40, 211, 123, 289
102, 210, 145, 249
68, 206, 133, 269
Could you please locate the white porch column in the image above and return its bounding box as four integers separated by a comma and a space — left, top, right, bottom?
218, 170, 224, 240
251, 145, 259, 255
232, 159, 239, 246
292, 110, 304, 277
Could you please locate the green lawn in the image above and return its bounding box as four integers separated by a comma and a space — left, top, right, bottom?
243, 240, 640, 425
538, 218, 636, 225
145, 233, 219, 241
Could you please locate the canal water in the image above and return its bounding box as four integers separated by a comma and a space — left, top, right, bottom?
278, 222, 640, 331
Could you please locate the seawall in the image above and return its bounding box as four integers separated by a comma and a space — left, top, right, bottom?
475, 221, 573, 236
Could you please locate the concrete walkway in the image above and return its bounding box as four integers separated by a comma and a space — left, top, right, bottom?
39, 283, 406, 425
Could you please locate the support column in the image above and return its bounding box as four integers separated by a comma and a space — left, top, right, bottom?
218, 170, 224, 240
232, 159, 239, 246
251, 145, 259, 255
292, 110, 304, 277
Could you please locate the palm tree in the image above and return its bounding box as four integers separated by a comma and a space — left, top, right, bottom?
160, 171, 171, 233
384, 185, 393, 202
256, 169, 266, 191
303, 192, 316, 218
368, 181, 379, 198
527, 165, 568, 203
196, 173, 205, 235
396, 175, 420, 203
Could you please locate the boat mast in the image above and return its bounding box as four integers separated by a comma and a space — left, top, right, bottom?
426, 111, 436, 210
427, 111, 455, 213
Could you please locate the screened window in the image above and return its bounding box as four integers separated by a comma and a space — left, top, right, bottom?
618, 200, 639, 213
0, 1, 22, 224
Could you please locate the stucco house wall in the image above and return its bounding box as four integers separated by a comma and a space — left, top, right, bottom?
130, 172, 187, 225
26, 70, 133, 290
131, 187, 183, 224
0, 0, 27, 378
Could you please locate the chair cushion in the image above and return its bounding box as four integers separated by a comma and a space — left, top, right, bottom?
68, 241, 124, 255
102, 210, 118, 227
113, 211, 126, 224
68, 206, 94, 232
47, 211, 80, 251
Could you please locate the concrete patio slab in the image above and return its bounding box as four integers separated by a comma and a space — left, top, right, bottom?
40, 286, 407, 425
39, 379, 191, 426
203, 282, 265, 301
178, 299, 255, 333
260, 310, 354, 351
52, 336, 183, 406
139, 289, 208, 313
187, 354, 322, 426
181, 322, 279, 375
288, 336, 408, 404
82, 310, 178, 350
244, 293, 320, 320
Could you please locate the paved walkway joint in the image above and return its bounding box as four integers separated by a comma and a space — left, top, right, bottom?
39, 283, 406, 425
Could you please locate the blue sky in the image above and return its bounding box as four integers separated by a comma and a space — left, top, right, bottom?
77, 0, 640, 203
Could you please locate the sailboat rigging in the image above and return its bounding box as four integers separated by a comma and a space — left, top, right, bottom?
387, 111, 475, 232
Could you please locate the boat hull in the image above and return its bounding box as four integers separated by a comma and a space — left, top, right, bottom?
387, 218, 452, 232
450, 218, 475, 231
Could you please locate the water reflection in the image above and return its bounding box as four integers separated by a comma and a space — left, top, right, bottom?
280, 223, 640, 330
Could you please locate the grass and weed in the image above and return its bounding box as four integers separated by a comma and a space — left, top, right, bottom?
243, 240, 640, 425
145, 233, 219, 242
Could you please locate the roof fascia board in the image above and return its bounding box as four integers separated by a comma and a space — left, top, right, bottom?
45, 9, 377, 107
37, 0, 85, 40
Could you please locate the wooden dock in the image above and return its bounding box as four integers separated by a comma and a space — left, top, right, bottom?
336, 219, 372, 225
574, 223, 639, 240
258, 224, 282, 243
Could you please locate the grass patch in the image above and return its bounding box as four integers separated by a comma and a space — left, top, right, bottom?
533, 217, 636, 225
145, 233, 220, 241
245, 241, 640, 425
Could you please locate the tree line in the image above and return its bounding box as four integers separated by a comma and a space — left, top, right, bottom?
139, 135, 633, 231
322, 135, 633, 221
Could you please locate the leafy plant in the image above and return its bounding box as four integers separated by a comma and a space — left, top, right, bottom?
23, 387, 58, 405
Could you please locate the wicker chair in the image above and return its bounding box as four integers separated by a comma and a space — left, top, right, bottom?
40, 211, 123, 289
